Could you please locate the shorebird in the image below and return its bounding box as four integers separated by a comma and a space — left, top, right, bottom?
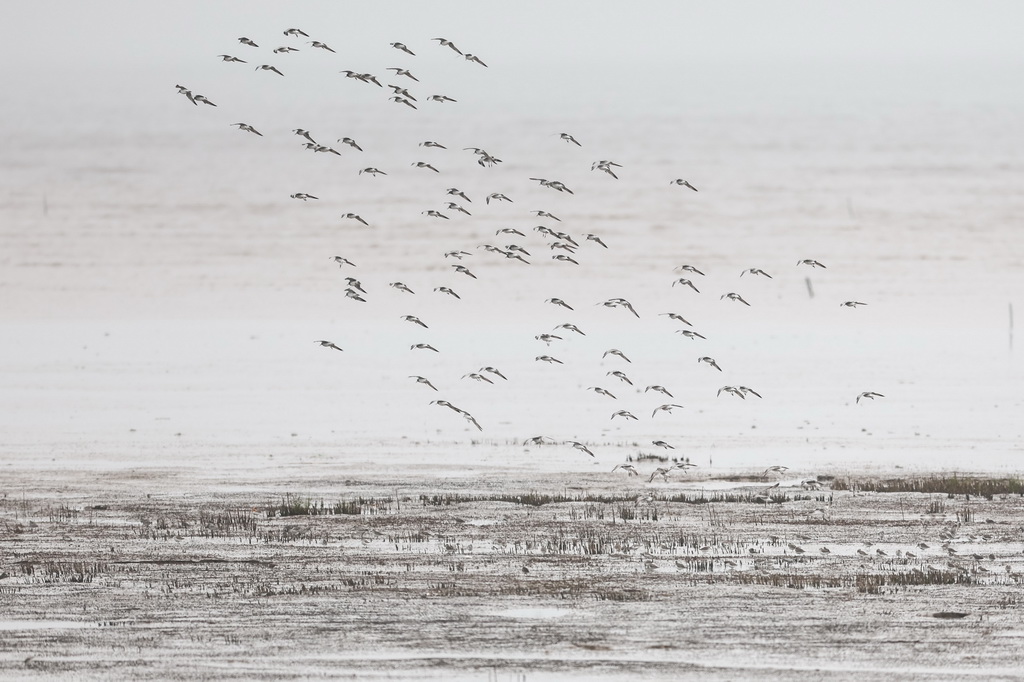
612, 464, 639, 476
401, 315, 428, 328
331, 256, 355, 267
570, 441, 594, 457
256, 64, 284, 76
673, 278, 700, 292
721, 292, 751, 306
422, 210, 448, 219
741, 268, 773, 278
388, 85, 417, 102
452, 264, 477, 279
607, 371, 632, 385
525, 436, 555, 446
584, 233, 608, 248
495, 228, 524, 237
532, 210, 561, 221
676, 330, 706, 340
645, 385, 674, 398
591, 161, 620, 179
698, 357, 722, 371
434, 287, 460, 299
486, 193, 512, 204
218, 54, 247, 63
559, 132, 582, 146
648, 467, 672, 483
535, 333, 562, 345
191, 94, 216, 106
462, 412, 483, 431
230, 123, 263, 136
444, 250, 471, 259
432, 37, 463, 54
660, 312, 692, 326
173, 86, 195, 105
545, 298, 573, 311
464, 53, 488, 67
652, 440, 674, 449
598, 298, 639, 318
293, 128, 316, 143
428, 94, 457, 103
536, 355, 563, 364
738, 386, 762, 399
313, 144, 342, 155
841, 301, 867, 308
390, 282, 414, 294
412, 161, 439, 173
552, 254, 579, 265
856, 391, 885, 403
588, 387, 617, 399
447, 203, 471, 215
283, 28, 309, 37
446, 188, 471, 203
410, 375, 437, 391
718, 386, 745, 399
341, 213, 369, 226
554, 323, 585, 336
290, 193, 318, 201
389, 96, 417, 109
386, 67, 419, 82
603, 349, 631, 363
344, 277, 365, 293
390, 42, 415, 55
238, 37, 259, 47
431, 399, 466, 414
652, 404, 684, 418
611, 410, 638, 421
530, 178, 574, 194
315, 340, 343, 351
359, 167, 386, 176
344, 289, 366, 302
338, 137, 363, 151
480, 366, 507, 380
763, 465, 789, 477
411, 343, 439, 352
676, 264, 706, 276
671, 179, 698, 191
798, 259, 826, 268
274, 46, 299, 54
549, 242, 576, 253
463, 372, 493, 384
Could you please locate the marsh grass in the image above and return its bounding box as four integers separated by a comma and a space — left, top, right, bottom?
832, 476, 1024, 498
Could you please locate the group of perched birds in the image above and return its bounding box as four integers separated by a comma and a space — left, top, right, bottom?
178, 29, 884, 481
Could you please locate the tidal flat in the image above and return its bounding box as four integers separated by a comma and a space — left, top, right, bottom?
2, 468, 1023, 681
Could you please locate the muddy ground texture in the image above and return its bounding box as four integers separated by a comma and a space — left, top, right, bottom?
2, 469, 1024, 681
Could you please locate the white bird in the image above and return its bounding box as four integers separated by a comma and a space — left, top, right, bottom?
463, 372, 493, 384
607, 371, 632, 386
230, 123, 262, 136
718, 386, 745, 399
480, 366, 507, 380
660, 312, 692, 326
856, 391, 885, 403
611, 410, 638, 421
559, 132, 582, 146
386, 67, 420, 82
486, 193, 512, 204
290, 193, 318, 201
612, 464, 639, 476
652, 404, 684, 418
255, 64, 284, 76
841, 301, 868, 308
401, 315, 428, 328
798, 259, 826, 268
464, 53, 488, 67
588, 387, 617, 399
342, 213, 369, 226
338, 137, 363, 151
673, 278, 700, 293
432, 37, 463, 54
389, 281, 414, 294
390, 42, 415, 55
410, 375, 437, 391
535, 355, 563, 364
721, 292, 751, 306
741, 268, 773, 278
603, 349, 631, 363
645, 385, 673, 398
532, 210, 561, 221
570, 441, 594, 457
412, 161, 440, 173
218, 54, 247, 63
546, 297, 573, 310
676, 330, 706, 340
283, 28, 309, 37
411, 343, 439, 352
671, 179, 698, 191
434, 287, 460, 299
238, 37, 259, 48
315, 340, 343, 351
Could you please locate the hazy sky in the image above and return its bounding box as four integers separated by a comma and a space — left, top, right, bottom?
4, 0, 1023, 132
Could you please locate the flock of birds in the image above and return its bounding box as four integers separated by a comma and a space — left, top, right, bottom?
178, 29, 885, 483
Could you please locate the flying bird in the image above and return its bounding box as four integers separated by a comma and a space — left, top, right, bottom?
721, 292, 751, 306
798, 259, 827, 268
218, 54, 247, 63
671, 179, 698, 191
611, 410, 638, 421
570, 441, 594, 457
411, 343, 439, 352
432, 37, 463, 54
238, 37, 259, 48
741, 268, 773, 278
645, 385, 673, 398
386, 67, 419, 82
841, 301, 868, 308
559, 132, 582, 146
480, 366, 507, 380
410, 376, 438, 391
283, 28, 309, 37
536, 355, 563, 364
255, 64, 284, 76
698, 357, 722, 371
856, 391, 885, 403
412, 161, 440, 173
315, 340, 343, 351
652, 404, 684, 418
532, 210, 561, 221
341, 213, 369, 226
401, 315, 428, 328
390, 42, 415, 55
390, 282, 415, 294
603, 349, 631, 363
660, 312, 692, 326
607, 370, 632, 385
230, 123, 263, 136
464, 53, 488, 67
673, 278, 700, 293
338, 137, 363, 151
588, 387, 617, 399
290, 193, 318, 201
612, 464, 639, 476
434, 287, 461, 299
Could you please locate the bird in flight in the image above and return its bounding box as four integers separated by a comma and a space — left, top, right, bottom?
536, 355, 563, 365
738, 386, 762, 399
721, 292, 751, 306
238, 37, 259, 48
591, 161, 620, 179
763, 465, 789, 477
698, 356, 722, 371
256, 64, 284, 76
741, 268, 773, 278
545, 298, 573, 311
411, 343, 439, 352
432, 37, 463, 54
217, 54, 247, 63
652, 440, 674, 450
798, 259, 826, 268
588, 387, 617, 399
410, 375, 437, 391
290, 193, 318, 201
603, 349, 631, 363
283, 28, 309, 37
676, 330, 706, 340
434, 286, 460, 299
532, 210, 561, 221
338, 137, 363, 151
611, 410, 638, 421
390, 282, 414, 294
422, 210, 448, 219
452, 264, 477, 279
231, 123, 263, 136
412, 161, 440, 173
486, 193, 512, 204
612, 464, 639, 476
718, 386, 745, 399
570, 441, 594, 457
341, 213, 369, 226
856, 391, 885, 403
463, 372, 494, 384
315, 340, 343, 351
428, 94, 457, 103
420, 140, 446, 149
480, 366, 507, 380
660, 312, 692, 326
331, 256, 355, 267
386, 67, 419, 82
841, 301, 867, 308
273, 46, 299, 54
652, 404, 684, 418
401, 315, 428, 328
671, 179, 698, 191
389, 96, 417, 109
645, 385, 673, 398
464, 53, 488, 67
673, 278, 700, 293
390, 42, 415, 55
607, 370, 632, 385
559, 132, 582, 146
584, 233, 608, 248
